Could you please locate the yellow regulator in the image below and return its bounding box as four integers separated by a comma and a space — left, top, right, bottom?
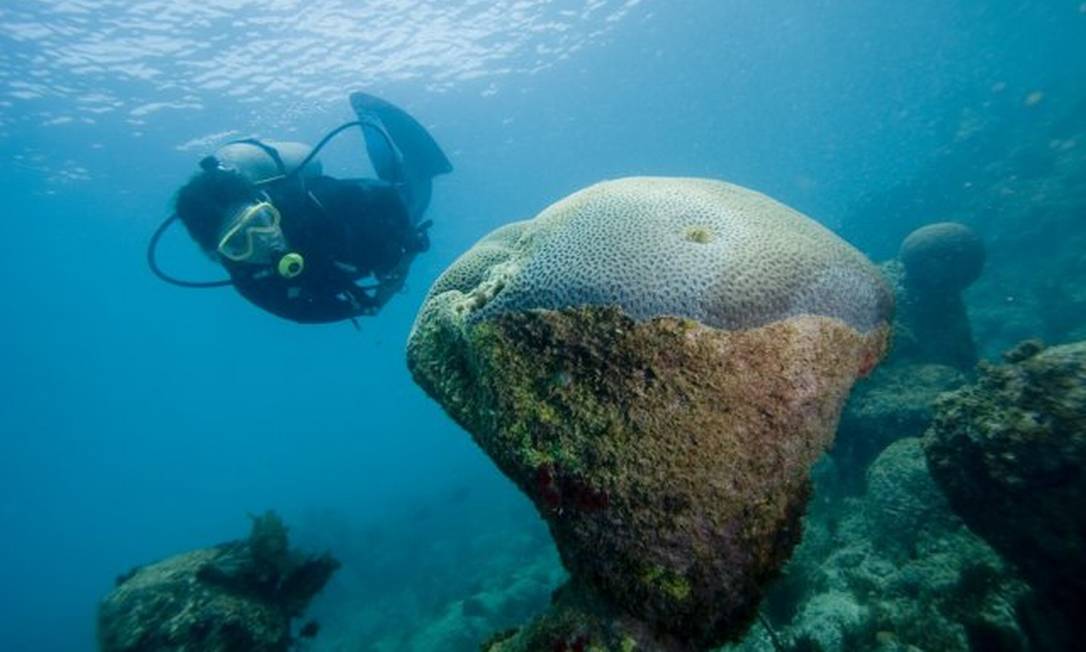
277, 252, 305, 278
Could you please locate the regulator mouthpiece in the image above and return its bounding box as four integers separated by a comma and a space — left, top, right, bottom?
278, 252, 305, 278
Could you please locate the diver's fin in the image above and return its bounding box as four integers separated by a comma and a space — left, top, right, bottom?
350, 92, 452, 222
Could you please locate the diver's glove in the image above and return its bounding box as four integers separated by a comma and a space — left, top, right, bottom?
409, 219, 433, 254
340, 283, 381, 317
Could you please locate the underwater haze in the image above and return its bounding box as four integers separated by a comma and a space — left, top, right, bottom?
2, 1, 1085, 651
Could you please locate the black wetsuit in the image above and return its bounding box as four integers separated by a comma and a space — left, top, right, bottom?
159, 93, 450, 321
222, 177, 428, 323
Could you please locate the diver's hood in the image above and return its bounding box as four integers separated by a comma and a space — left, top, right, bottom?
214, 140, 324, 185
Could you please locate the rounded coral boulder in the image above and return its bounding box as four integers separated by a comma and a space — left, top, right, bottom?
407, 177, 892, 650
899, 222, 985, 291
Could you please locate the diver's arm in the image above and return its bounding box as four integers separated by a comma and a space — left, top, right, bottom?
287, 285, 381, 323
366, 250, 417, 308
229, 268, 379, 324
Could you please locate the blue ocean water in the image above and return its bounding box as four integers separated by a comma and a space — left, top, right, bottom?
0, 2, 1083, 651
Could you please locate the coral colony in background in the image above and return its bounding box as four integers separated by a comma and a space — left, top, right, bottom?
407, 178, 893, 651
98, 512, 337, 652
925, 340, 1086, 650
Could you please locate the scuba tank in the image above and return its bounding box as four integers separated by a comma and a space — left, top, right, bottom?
212, 140, 323, 184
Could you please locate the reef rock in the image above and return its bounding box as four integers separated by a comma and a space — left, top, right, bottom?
924, 339, 1086, 627
98, 512, 339, 652
733, 439, 1031, 652
833, 362, 966, 491
407, 177, 892, 650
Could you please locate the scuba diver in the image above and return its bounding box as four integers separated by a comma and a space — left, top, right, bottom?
148, 92, 452, 324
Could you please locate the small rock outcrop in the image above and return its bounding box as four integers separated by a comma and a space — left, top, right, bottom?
98, 511, 339, 652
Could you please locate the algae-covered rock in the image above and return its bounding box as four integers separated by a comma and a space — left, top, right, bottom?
924, 340, 1086, 625
407, 177, 893, 650
98, 511, 339, 652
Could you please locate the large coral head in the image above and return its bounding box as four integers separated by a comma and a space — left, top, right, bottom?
408, 177, 892, 650
899, 221, 985, 292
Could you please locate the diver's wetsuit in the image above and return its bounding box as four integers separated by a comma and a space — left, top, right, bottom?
223, 177, 428, 323
155, 92, 450, 322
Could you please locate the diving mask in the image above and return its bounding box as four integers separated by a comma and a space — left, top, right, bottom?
217, 201, 288, 265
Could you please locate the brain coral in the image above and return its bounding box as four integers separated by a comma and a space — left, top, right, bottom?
427, 177, 892, 332
408, 177, 892, 651
899, 222, 985, 291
